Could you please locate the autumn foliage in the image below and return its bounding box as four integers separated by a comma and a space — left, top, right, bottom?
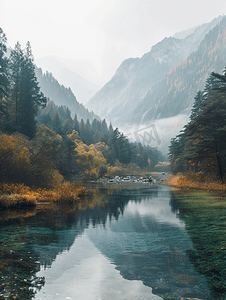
68, 130, 108, 180
167, 172, 226, 192
0, 182, 86, 210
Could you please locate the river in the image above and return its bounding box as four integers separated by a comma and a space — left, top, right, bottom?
0, 183, 220, 299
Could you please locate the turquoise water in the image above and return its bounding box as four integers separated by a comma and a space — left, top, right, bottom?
0, 185, 210, 300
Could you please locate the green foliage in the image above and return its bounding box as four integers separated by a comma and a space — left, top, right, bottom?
0, 28, 10, 132
8, 41, 47, 138
35, 68, 97, 121
0, 29, 163, 188
38, 103, 162, 173
0, 131, 63, 189
169, 70, 226, 182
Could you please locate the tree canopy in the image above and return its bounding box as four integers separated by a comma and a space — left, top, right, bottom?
169, 69, 226, 182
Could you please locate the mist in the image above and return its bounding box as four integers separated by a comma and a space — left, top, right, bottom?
121, 114, 190, 155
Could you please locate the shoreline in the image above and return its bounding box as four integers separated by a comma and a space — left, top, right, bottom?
164, 174, 226, 194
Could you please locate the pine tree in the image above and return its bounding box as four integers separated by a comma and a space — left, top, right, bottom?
9, 42, 47, 138
51, 110, 62, 135
101, 119, 108, 140
84, 119, 93, 145
0, 28, 10, 131
73, 114, 80, 133
0, 28, 9, 99
109, 128, 131, 164
62, 116, 73, 135
190, 91, 204, 121
91, 119, 101, 143
79, 118, 85, 142
17, 42, 47, 138
186, 90, 226, 182
9, 41, 24, 131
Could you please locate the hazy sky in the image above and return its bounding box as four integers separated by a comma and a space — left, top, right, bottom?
2, 0, 226, 85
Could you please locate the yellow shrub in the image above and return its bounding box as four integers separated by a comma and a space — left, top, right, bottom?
0, 182, 86, 210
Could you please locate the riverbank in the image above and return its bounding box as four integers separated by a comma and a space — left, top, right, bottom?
0, 182, 86, 210
165, 174, 226, 193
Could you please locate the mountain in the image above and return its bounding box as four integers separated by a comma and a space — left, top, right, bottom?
35, 67, 98, 122
132, 16, 226, 123
36, 56, 99, 105
86, 16, 224, 127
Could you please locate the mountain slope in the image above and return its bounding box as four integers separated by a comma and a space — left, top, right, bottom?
132, 16, 226, 123
86, 16, 224, 126
36, 67, 98, 122
36, 56, 99, 105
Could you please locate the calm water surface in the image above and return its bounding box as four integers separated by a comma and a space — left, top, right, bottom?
0, 184, 211, 300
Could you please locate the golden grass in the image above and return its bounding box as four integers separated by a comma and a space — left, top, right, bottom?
0, 193, 37, 209
0, 182, 86, 210
166, 173, 226, 192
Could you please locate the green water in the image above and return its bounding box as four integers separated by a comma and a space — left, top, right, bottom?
171, 189, 226, 299
0, 184, 225, 299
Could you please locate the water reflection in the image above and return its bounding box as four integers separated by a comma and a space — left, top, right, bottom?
35, 235, 162, 300
0, 185, 210, 299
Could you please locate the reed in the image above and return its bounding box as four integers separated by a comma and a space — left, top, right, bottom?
167, 172, 226, 192
0, 182, 86, 210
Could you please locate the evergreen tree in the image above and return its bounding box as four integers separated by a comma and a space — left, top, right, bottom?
190, 91, 204, 121
202, 72, 221, 99
10, 42, 47, 138
51, 110, 62, 135
19, 42, 47, 138
0, 28, 10, 131
109, 128, 132, 164
0, 28, 8, 99
109, 123, 114, 134
169, 68, 226, 181
84, 119, 93, 145
62, 116, 73, 135
101, 119, 108, 141
9, 42, 24, 130
211, 69, 226, 94
186, 90, 226, 182
92, 119, 102, 143
73, 114, 80, 133
79, 118, 86, 142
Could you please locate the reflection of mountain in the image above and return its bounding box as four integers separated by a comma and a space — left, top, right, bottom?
87, 187, 191, 258
35, 234, 161, 300
25, 211, 84, 268
0, 186, 211, 300
85, 186, 209, 299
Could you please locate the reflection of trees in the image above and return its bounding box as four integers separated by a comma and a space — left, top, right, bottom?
0, 185, 160, 299
86, 187, 209, 300
78, 186, 159, 227
168, 190, 226, 300
169, 190, 190, 216
115, 249, 207, 300
0, 210, 82, 299
0, 217, 45, 299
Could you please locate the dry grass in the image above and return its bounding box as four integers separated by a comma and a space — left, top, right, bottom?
0, 182, 86, 210
166, 172, 226, 192
0, 193, 37, 209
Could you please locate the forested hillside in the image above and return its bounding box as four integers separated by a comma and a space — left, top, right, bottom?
87, 16, 224, 126
36, 67, 98, 122
0, 28, 164, 192
134, 16, 226, 123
